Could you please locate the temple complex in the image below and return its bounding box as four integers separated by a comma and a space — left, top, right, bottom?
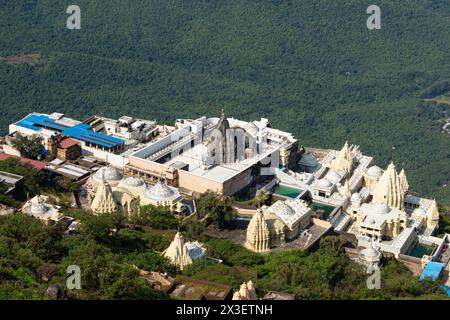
272, 141, 449, 268
163, 232, 206, 270
372, 162, 405, 209
87, 165, 185, 216
2, 112, 449, 277
21, 195, 62, 224
126, 110, 298, 196
245, 199, 314, 252
232, 281, 258, 300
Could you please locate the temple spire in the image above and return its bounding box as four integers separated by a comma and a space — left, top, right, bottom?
372, 162, 404, 209
343, 179, 351, 197
398, 168, 409, 193
91, 180, 118, 214
162, 232, 192, 270
245, 209, 270, 253
330, 141, 353, 173
427, 199, 440, 229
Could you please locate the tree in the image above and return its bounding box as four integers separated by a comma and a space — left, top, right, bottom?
205, 238, 264, 267
182, 260, 253, 289
130, 205, 178, 230
318, 236, 346, 256
126, 250, 177, 275
180, 216, 206, 241
54, 176, 79, 193
0, 158, 45, 196
196, 191, 237, 229
9, 133, 44, 160
79, 212, 124, 243
60, 241, 163, 300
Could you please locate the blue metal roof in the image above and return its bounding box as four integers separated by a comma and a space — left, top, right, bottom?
16, 114, 124, 149
15, 119, 41, 132
18, 114, 70, 132
62, 124, 124, 149
420, 261, 444, 281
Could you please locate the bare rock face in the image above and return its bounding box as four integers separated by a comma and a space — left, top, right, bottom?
46, 284, 65, 300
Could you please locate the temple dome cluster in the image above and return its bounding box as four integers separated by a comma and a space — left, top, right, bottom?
92, 165, 123, 186
144, 181, 175, 200
119, 177, 146, 190
271, 201, 296, 216
86, 163, 185, 214
373, 203, 391, 214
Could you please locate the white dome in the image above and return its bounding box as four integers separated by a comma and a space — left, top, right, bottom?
120, 177, 146, 189
30, 196, 48, 215
374, 203, 390, 214
367, 166, 383, 177
317, 179, 333, 188
298, 154, 318, 167
144, 181, 175, 200
93, 166, 123, 183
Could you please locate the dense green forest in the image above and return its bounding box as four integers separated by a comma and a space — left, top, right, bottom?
1, 1, 450, 203
0, 165, 447, 300
1, 211, 447, 300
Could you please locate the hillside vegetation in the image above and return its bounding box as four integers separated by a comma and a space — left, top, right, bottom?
1, 1, 450, 203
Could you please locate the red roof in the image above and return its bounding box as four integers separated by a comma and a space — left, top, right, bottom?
0, 153, 47, 170
59, 138, 80, 149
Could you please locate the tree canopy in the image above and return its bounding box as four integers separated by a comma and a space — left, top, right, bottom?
9, 133, 44, 160
196, 191, 237, 229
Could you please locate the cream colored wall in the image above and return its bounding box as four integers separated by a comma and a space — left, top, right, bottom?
2, 144, 21, 157
363, 174, 379, 190
178, 170, 223, 194
128, 156, 253, 196
82, 146, 128, 168
128, 156, 171, 176
312, 218, 332, 229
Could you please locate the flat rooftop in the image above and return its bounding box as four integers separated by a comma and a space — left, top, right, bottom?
14, 114, 124, 149
46, 162, 91, 180
0, 170, 23, 185
164, 142, 279, 182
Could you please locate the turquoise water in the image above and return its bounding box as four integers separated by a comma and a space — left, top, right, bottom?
409, 243, 435, 258
272, 184, 303, 198
311, 202, 336, 220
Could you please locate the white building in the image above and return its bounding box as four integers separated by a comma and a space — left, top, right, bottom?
275, 141, 444, 260
86, 165, 184, 213
126, 111, 298, 196
163, 232, 206, 270
22, 195, 62, 224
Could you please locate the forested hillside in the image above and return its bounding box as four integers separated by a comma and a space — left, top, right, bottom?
1, 1, 450, 203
